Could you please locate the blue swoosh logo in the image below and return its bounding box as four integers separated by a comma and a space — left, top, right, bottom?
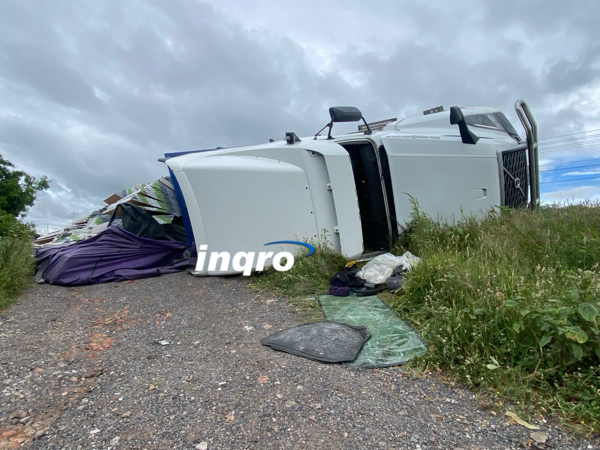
263, 241, 315, 257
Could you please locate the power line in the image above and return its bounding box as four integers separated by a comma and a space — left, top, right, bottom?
540, 137, 600, 147
540, 162, 600, 173
541, 137, 600, 146
540, 135, 600, 146
539, 128, 600, 142
539, 142, 600, 154
540, 137, 600, 151
540, 139, 600, 151
539, 134, 600, 146
540, 157, 600, 168
540, 175, 600, 185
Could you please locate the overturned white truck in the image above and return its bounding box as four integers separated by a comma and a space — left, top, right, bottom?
164, 100, 539, 275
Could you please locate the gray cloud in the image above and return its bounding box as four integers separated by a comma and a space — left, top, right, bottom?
0, 0, 598, 229
0, 43, 101, 111
543, 46, 600, 94
483, 0, 600, 32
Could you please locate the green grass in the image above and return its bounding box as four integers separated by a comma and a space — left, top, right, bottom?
252, 202, 600, 431
250, 238, 347, 316
391, 202, 600, 431
0, 213, 35, 310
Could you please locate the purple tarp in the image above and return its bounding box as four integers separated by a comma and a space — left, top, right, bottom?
35, 226, 196, 286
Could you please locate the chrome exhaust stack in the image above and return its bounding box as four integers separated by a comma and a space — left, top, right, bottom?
515, 99, 540, 209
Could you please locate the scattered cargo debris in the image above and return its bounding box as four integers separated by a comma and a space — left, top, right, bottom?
261, 322, 371, 363
34, 177, 182, 246
34, 225, 194, 286
318, 293, 427, 368
33, 177, 195, 286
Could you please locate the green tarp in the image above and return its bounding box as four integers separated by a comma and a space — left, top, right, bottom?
318, 294, 427, 368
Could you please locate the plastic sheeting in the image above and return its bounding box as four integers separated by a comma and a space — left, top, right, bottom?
356, 252, 421, 284
260, 322, 371, 363
318, 294, 427, 368
35, 226, 196, 286
108, 203, 187, 242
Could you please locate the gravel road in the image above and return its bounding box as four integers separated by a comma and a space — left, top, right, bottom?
0, 272, 598, 449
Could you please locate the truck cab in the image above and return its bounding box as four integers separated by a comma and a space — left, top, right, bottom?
165, 101, 538, 274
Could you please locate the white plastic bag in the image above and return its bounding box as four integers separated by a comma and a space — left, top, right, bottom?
356, 251, 421, 284
396, 251, 421, 271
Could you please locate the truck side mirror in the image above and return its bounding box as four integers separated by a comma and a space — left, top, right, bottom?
449, 106, 479, 145
329, 107, 363, 123
316, 106, 373, 139
329, 106, 372, 136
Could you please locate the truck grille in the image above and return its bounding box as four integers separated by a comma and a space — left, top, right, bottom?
502, 148, 528, 208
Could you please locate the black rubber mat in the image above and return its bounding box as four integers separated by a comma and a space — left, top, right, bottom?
260, 321, 370, 363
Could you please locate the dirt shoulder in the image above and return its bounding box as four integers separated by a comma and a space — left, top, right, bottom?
0, 272, 597, 449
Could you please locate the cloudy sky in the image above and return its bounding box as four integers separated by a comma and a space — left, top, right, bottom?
1, 0, 599, 231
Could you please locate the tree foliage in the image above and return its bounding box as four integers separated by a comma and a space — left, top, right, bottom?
0, 154, 50, 218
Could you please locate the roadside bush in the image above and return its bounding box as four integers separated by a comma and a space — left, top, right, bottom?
0, 211, 36, 309
0, 155, 48, 309
0, 210, 35, 240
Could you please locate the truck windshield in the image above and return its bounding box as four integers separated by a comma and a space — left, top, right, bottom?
466, 113, 521, 141
466, 114, 503, 130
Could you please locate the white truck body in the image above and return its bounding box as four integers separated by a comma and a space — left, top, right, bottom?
165, 101, 538, 275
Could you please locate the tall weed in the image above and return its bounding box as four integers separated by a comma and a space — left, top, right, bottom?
0, 212, 35, 309
393, 202, 600, 428
0, 236, 34, 309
